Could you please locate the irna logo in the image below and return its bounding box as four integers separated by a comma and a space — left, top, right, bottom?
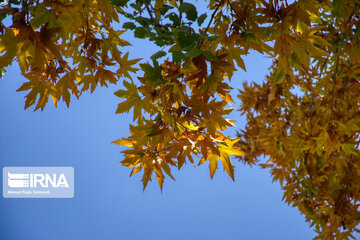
8, 172, 69, 188
3, 167, 74, 198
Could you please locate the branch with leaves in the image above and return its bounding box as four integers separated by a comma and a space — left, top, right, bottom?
1, 0, 360, 239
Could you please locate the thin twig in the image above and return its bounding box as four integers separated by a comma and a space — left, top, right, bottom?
197, 1, 223, 48
330, 48, 339, 121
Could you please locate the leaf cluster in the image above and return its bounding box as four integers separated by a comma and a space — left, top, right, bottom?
1, 0, 360, 239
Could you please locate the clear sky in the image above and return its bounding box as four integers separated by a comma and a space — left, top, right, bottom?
0, 4, 319, 240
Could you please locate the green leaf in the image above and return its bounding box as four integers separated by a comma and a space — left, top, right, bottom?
177, 31, 198, 49
151, 50, 167, 61
241, 31, 257, 43
136, 17, 150, 27
179, 2, 198, 21
29, 5, 51, 29
110, 0, 130, 7
166, 12, 180, 25
134, 27, 147, 39
207, 35, 219, 41
140, 61, 166, 88
158, 4, 173, 15
172, 51, 186, 64
203, 51, 218, 62
130, 3, 142, 11
197, 13, 207, 26
187, 48, 202, 58
123, 22, 137, 30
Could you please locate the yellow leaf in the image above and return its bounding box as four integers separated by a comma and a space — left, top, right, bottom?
220, 152, 235, 181
112, 138, 133, 147
208, 152, 219, 179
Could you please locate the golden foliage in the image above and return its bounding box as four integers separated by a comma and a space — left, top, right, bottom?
0, 0, 139, 109
1, 0, 360, 238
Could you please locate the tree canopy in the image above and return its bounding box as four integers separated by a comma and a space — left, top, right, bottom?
1, 0, 360, 239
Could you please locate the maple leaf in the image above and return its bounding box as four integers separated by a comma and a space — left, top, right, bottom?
2, 1, 360, 237
116, 52, 141, 79
114, 80, 147, 121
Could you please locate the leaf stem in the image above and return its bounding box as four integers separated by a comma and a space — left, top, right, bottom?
197, 1, 223, 48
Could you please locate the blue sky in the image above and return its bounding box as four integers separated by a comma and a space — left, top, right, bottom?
0, 5, 318, 239
0, 57, 317, 240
